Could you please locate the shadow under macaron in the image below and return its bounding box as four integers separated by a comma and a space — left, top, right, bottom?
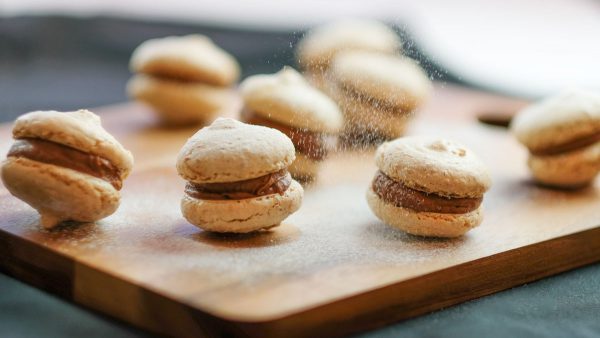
186, 223, 301, 249
362, 221, 468, 250
476, 111, 514, 128
518, 177, 600, 194
22, 219, 106, 250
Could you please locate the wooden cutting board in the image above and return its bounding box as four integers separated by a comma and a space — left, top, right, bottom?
0, 85, 599, 338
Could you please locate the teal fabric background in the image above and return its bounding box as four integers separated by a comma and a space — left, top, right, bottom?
0, 16, 598, 338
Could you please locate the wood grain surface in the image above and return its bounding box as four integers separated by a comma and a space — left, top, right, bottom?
0, 85, 599, 338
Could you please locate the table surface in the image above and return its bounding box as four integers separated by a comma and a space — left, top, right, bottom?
1, 16, 599, 338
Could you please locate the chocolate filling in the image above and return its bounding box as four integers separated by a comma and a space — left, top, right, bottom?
147, 73, 207, 85
7, 138, 123, 190
185, 169, 292, 200
530, 132, 600, 156
241, 109, 330, 161
372, 171, 482, 214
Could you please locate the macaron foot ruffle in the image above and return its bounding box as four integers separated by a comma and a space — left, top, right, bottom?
39, 213, 63, 229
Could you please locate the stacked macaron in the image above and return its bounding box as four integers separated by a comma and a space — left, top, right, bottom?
511, 90, 600, 188
1, 110, 134, 228
127, 34, 240, 126
296, 19, 402, 90
176, 118, 303, 233
239, 67, 342, 180
329, 51, 432, 142
367, 137, 491, 237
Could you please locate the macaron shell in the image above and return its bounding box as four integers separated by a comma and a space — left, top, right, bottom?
176, 118, 295, 183
240, 68, 342, 133
181, 179, 303, 233
366, 188, 482, 238
332, 81, 420, 116
1, 157, 120, 229
12, 110, 134, 178
127, 74, 233, 125
297, 19, 401, 71
376, 136, 491, 198
332, 86, 412, 139
330, 51, 432, 111
289, 153, 320, 180
130, 34, 240, 86
304, 71, 332, 95
528, 141, 600, 188
511, 90, 600, 152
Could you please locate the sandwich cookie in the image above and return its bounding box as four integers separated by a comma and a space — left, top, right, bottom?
239, 67, 342, 180
367, 137, 491, 238
329, 51, 432, 142
511, 90, 600, 188
127, 34, 240, 126
1, 110, 134, 229
296, 19, 401, 91
176, 118, 303, 233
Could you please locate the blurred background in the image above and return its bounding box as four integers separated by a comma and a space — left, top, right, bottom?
2, 0, 600, 122
1, 1, 600, 337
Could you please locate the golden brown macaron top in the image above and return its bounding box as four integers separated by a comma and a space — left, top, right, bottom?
376, 137, 491, 199
176, 118, 296, 184
177, 119, 299, 200
130, 34, 240, 87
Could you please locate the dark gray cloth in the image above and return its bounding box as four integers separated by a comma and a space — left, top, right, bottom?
0, 16, 598, 338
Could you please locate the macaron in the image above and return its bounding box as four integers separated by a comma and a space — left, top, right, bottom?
127, 34, 240, 126
366, 137, 491, 238
511, 90, 600, 188
329, 50, 432, 141
1, 110, 134, 229
239, 67, 342, 180
176, 118, 303, 233
296, 19, 402, 73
